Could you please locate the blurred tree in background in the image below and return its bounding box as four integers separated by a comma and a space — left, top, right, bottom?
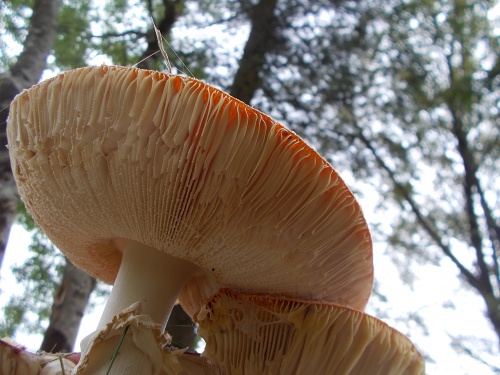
0, 0, 498, 373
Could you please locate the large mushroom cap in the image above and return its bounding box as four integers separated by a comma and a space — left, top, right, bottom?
7, 65, 373, 313
196, 289, 425, 375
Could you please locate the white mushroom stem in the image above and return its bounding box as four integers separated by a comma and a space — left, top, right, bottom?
76, 239, 202, 374
98, 238, 202, 330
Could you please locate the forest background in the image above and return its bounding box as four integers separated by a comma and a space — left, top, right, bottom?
0, 0, 499, 374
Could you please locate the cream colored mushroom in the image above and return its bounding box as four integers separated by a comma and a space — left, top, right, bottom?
196, 289, 425, 375
7, 65, 372, 373
73, 302, 221, 375
0, 336, 220, 375
0, 338, 76, 375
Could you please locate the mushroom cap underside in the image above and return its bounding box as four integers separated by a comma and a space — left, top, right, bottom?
7, 65, 373, 312
196, 289, 425, 375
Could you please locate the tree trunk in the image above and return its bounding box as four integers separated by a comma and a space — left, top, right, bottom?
229, 0, 279, 103
166, 304, 199, 350
40, 259, 96, 353
0, 0, 61, 271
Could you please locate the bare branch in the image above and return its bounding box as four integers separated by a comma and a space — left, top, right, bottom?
90, 30, 146, 39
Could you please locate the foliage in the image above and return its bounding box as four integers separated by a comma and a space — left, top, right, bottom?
52, 2, 92, 69
0, 202, 109, 338
247, 0, 500, 369
0, 0, 33, 68
0, 204, 63, 337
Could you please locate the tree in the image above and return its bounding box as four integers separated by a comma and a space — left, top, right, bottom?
215, 0, 498, 370
40, 260, 96, 353
373, 0, 499, 345
348, 0, 500, 355
364, 0, 500, 359
0, 0, 100, 354
0, 0, 61, 270
229, 0, 279, 102
258, 0, 499, 369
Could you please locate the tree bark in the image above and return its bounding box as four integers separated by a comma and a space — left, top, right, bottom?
0, 0, 61, 271
229, 0, 279, 103
40, 259, 96, 353
166, 304, 199, 350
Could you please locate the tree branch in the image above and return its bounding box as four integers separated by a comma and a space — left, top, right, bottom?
352, 122, 481, 289
353, 116, 500, 348
476, 180, 500, 288
444, 40, 500, 292
90, 30, 146, 39
449, 106, 497, 292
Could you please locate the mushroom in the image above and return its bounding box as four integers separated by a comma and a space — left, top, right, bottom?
0, 338, 76, 375
0, 337, 220, 375
73, 302, 221, 374
7, 65, 372, 372
196, 289, 425, 375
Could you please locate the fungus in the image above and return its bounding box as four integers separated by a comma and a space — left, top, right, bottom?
0, 337, 219, 375
0, 338, 79, 375
7, 65, 372, 373
196, 289, 425, 375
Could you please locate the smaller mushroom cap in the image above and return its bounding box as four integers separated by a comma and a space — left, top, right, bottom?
195, 289, 425, 375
